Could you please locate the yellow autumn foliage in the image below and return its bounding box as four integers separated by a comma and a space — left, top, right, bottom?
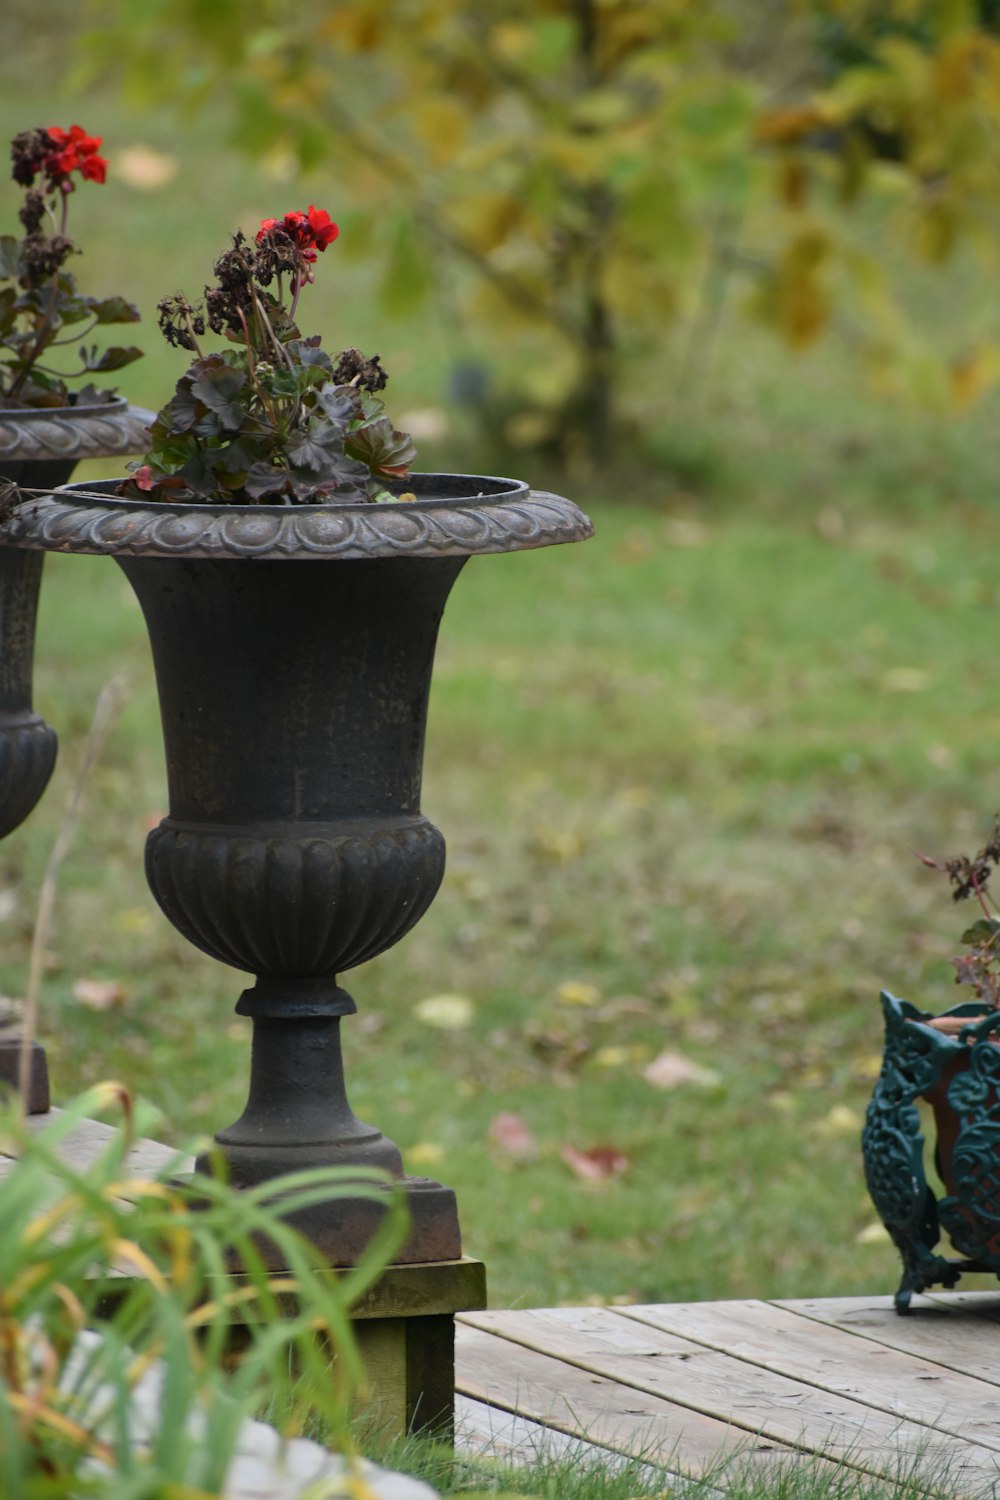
85, 0, 1000, 459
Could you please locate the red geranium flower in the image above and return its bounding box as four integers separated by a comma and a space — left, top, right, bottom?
304, 205, 338, 251
257, 205, 339, 261
42, 125, 107, 188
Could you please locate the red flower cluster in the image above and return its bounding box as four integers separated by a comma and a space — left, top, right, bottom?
11, 125, 107, 191
44, 125, 107, 186
257, 206, 339, 262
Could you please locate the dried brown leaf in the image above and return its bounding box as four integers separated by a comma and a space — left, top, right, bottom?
488, 1112, 537, 1160
72, 978, 127, 1011
642, 1050, 719, 1090
559, 1145, 629, 1181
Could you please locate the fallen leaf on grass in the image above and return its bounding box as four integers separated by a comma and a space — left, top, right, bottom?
560, 1145, 629, 1181
408, 1141, 446, 1166
488, 1112, 537, 1160
413, 993, 474, 1030
814, 1104, 862, 1138
642, 1050, 720, 1090
525, 1024, 593, 1072
73, 978, 127, 1011
531, 828, 586, 863
593, 1045, 631, 1068
113, 907, 155, 935
555, 979, 601, 1007
852, 1051, 884, 1083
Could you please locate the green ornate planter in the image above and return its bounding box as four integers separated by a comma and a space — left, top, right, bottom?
863, 989, 1000, 1311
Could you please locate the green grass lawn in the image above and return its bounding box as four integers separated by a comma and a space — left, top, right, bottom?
5, 36, 1000, 1317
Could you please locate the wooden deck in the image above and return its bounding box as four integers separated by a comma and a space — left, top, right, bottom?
10, 1109, 1000, 1491
454, 1292, 1000, 1495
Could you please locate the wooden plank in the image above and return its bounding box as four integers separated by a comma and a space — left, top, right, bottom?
460, 1306, 1000, 1490
456, 1395, 644, 1468
20, 1108, 193, 1179
454, 1394, 727, 1496
922, 1290, 1000, 1321
777, 1295, 1000, 1388
619, 1300, 1000, 1449
0, 1108, 193, 1235
0, 1108, 191, 1182
455, 1322, 806, 1477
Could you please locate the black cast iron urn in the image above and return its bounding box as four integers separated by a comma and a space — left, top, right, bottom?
0, 400, 151, 1111
0, 473, 592, 1263
0, 399, 151, 837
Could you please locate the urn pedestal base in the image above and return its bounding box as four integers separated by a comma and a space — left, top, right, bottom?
191, 999, 463, 1267
215, 1176, 463, 1271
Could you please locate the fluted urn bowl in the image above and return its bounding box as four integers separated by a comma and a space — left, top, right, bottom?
0, 473, 592, 1263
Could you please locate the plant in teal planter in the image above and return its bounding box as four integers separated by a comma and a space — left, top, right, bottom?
863, 823, 1000, 1310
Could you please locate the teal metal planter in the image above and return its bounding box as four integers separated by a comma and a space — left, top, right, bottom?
863, 990, 1000, 1312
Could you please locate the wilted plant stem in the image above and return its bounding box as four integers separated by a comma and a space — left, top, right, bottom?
18, 677, 127, 1113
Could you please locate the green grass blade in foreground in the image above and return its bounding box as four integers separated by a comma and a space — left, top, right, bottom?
0, 1086, 411, 1493
179, 1157, 411, 1423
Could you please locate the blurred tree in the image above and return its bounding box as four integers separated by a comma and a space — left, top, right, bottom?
80, 0, 1000, 466
759, 0, 1000, 405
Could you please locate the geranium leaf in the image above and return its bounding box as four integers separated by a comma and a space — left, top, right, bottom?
962, 919, 1000, 946
258, 295, 300, 345
244, 463, 294, 501
347, 415, 417, 476
286, 435, 335, 473
79, 344, 144, 372
0, 236, 20, 279
166, 375, 200, 433
88, 295, 142, 325
0, 288, 16, 337
54, 295, 94, 327
289, 437, 372, 486
314, 384, 359, 425
174, 452, 221, 499
286, 415, 352, 471
286, 339, 334, 372
191, 360, 249, 430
